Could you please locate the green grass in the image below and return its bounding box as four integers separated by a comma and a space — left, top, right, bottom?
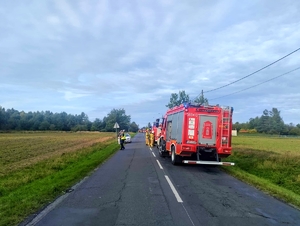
0, 133, 119, 226
223, 135, 300, 209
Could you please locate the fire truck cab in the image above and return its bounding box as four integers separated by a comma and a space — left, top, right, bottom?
157, 103, 235, 166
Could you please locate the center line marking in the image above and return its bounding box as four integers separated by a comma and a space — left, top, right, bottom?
165, 175, 183, 203
181, 203, 195, 226
152, 152, 156, 157
156, 160, 163, 169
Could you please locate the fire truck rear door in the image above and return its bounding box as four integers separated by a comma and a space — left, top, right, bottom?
198, 115, 217, 145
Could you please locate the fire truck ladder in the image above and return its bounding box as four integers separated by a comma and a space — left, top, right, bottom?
221, 107, 231, 148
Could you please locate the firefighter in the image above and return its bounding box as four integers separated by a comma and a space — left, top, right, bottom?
120, 133, 126, 150
145, 129, 150, 146
149, 131, 154, 147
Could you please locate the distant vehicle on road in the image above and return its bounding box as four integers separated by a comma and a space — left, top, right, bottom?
125, 133, 131, 143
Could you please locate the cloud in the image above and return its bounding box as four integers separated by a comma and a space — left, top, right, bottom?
46, 15, 61, 25
60, 89, 93, 101
0, 0, 300, 126
55, 0, 81, 28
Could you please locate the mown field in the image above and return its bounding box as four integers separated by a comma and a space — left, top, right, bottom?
0, 131, 119, 226
224, 134, 300, 209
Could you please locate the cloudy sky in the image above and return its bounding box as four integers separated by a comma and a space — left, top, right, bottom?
1, 0, 300, 127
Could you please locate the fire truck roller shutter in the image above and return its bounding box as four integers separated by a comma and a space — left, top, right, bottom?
176, 111, 184, 144
170, 111, 184, 143
166, 114, 173, 141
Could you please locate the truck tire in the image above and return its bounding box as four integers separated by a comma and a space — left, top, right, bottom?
171, 146, 181, 165
158, 146, 164, 158
158, 139, 166, 158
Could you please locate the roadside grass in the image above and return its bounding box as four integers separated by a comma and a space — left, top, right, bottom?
223, 135, 300, 209
0, 132, 119, 226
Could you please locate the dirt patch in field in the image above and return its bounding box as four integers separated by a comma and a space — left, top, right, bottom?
2, 136, 115, 174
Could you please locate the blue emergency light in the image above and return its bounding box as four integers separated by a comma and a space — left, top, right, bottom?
184, 103, 189, 109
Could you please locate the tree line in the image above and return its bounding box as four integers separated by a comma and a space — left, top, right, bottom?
233, 108, 300, 135
166, 90, 300, 135
0, 106, 139, 132
166, 90, 208, 108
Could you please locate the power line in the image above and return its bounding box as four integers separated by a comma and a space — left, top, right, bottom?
207, 66, 300, 101
201, 47, 300, 94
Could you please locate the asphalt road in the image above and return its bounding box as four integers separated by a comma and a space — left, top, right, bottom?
26, 133, 300, 226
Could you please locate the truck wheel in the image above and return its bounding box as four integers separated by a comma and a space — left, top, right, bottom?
171, 147, 181, 165
159, 146, 164, 157
158, 139, 166, 158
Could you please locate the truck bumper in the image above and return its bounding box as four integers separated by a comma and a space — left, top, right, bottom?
183, 160, 235, 166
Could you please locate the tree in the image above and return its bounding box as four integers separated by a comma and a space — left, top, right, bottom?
269, 108, 284, 134
166, 90, 190, 108
91, 118, 103, 131
232, 122, 240, 131
55, 112, 69, 131
256, 109, 270, 133
194, 90, 208, 105
248, 117, 260, 129
129, 122, 139, 132
0, 106, 5, 130
250, 108, 285, 134
289, 127, 300, 136
281, 123, 292, 135
233, 122, 249, 131
8, 110, 20, 130
103, 108, 131, 132
39, 121, 50, 130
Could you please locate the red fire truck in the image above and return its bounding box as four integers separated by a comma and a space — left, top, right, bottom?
157, 103, 235, 166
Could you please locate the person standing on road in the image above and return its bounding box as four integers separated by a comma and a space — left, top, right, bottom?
145, 129, 150, 146
120, 133, 126, 150
149, 131, 154, 147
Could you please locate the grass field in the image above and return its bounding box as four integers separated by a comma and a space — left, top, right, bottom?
1, 132, 300, 225
0, 131, 119, 226
224, 134, 300, 209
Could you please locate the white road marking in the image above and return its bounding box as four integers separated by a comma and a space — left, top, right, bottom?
165, 175, 183, 203
181, 203, 195, 226
156, 160, 163, 169
150, 147, 152, 151
152, 152, 156, 157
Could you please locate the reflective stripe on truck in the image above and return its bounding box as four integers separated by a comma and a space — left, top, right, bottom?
183, 160, 235, 166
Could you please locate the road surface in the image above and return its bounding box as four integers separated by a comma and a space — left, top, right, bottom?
25, 133, 300, 226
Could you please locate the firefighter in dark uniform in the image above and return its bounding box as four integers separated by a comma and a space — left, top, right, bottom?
120, 133, 126, 150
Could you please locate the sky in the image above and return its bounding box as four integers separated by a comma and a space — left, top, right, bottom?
1, 0, 300, 127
